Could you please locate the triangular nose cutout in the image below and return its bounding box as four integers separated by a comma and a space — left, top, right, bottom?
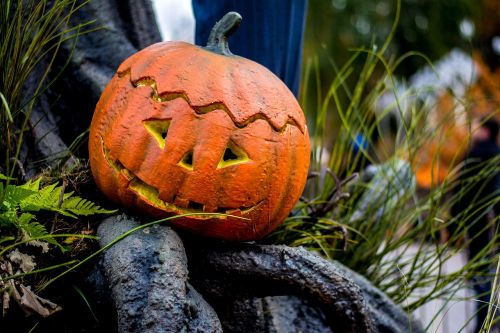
217, 141, 249, 168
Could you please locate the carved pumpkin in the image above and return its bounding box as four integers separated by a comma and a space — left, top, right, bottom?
89, 12, 310, 241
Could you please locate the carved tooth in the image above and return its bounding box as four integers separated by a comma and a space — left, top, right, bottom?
115, 159, 125, 170
158, 190, 174, 204
203, 205, 217, 213
225, 209, 242, 217
121, 169, 135, 181
187, 201, 204, 211
174, 197, 189, 208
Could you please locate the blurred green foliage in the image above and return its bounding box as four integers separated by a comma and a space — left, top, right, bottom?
304, 0, 481, 80
301, 0, 490, 153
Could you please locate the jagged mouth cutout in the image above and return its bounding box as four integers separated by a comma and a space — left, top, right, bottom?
100, 131, 261, 219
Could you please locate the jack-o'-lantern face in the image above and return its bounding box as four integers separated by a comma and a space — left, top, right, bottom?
89, 12, 310, 241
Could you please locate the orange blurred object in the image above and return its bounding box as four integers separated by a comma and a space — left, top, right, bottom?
414, 54, 500, 189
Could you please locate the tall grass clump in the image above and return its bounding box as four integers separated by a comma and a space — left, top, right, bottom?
0, 0, 94, 178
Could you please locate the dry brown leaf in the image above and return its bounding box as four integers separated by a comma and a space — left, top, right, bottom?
18, 284, 62, 317
1, 260, 60, 318
63, 236, 78, 245
27, 240, 50, 253
1, 278, 10, 318
2, 289, 10, 317
5, 278, 21, 318
1, 261, 15, 317
7, 249, 36, 273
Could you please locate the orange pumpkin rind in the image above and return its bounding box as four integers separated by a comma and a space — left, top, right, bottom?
89, 12, 310, 241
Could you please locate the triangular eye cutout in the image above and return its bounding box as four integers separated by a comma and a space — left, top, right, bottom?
217, 141, 250, 169
178, 151, 194, 170
143, 119, 171, 149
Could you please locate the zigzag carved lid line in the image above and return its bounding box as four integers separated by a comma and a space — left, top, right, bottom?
117, 69, 304, 134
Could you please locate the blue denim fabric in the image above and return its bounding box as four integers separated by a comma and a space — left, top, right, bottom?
192, 0, 307, 97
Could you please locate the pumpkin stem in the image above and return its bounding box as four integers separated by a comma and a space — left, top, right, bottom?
205, 11, 242, 56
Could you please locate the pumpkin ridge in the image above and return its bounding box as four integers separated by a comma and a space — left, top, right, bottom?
116, 69, 304, 133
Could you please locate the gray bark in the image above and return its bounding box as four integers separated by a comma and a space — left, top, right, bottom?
92, 215, 422, 333
186, 241, 423, 333
96, 215, 222, 333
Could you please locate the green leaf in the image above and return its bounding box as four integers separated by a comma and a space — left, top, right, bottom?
0, 236, 15, 244
0, 210, 17, 227
17, 212, 35, 224
19, 182, 60, 213
0, 172, 15, 180
0, 92, 13, 123
20, 178, 42, 191
60, 196, 117, 217
15, 213, 63, 251
3, 184, 37, 208
19, 181, 115, 218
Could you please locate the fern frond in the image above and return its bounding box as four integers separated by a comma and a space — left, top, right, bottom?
17, 212, 36, 226
60, 196, 116, 217
3, 184, 37, 209
0, 236, 15, 244
20, 178, 42, 191
16, 213, 63, 251
0, 173, 15, 180
19, 182, 63, 214
63, 191, 75, 201
0, 210, 17, 227
19, 181, 116, 218
1, 178, 113, 252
